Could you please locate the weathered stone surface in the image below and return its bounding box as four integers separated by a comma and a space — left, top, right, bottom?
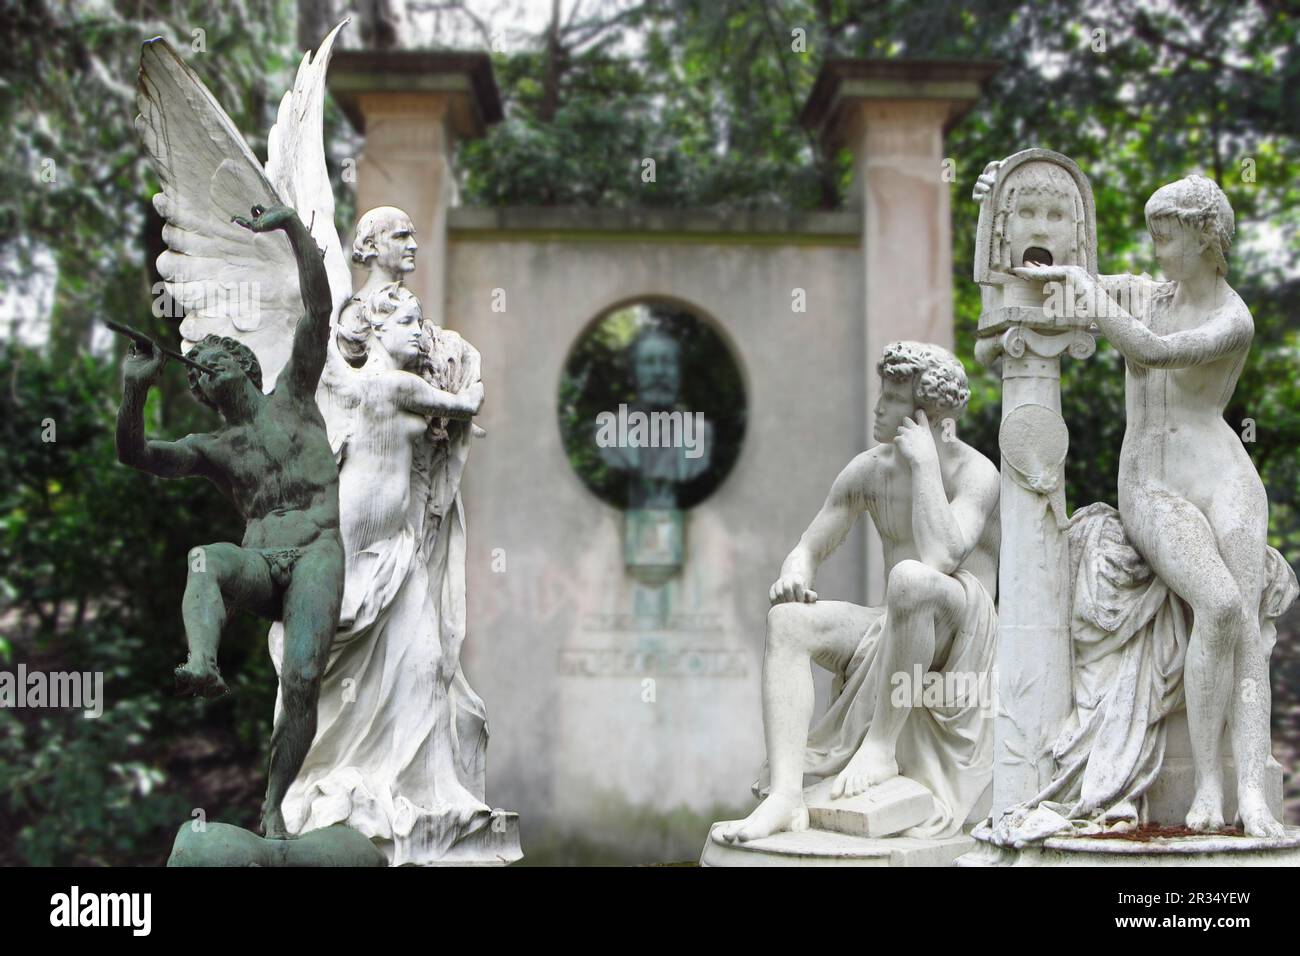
804, 776, 934, 838
958, 825, 1300, 868
701, 823, 974, 867
973, 156, 1299, 851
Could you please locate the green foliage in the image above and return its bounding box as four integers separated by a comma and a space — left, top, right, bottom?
0, 344, 274, 864
4, 0, 1300, 861
461, 0, 1300, 540
0, 0, 357, 360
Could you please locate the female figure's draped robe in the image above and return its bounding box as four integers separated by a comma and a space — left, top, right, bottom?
990, 502, 1297, 846
269, 328, 492, 865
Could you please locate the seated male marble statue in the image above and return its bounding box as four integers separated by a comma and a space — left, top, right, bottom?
720, 341, 1000, 843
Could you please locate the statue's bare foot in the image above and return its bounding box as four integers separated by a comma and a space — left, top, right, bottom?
717, 792, 808, 844
1185, 781, 1225, 831
831, 741, 899, 799
261, 807, 290, 840
174, 659, 229, 699
1238, 788, 1285, 839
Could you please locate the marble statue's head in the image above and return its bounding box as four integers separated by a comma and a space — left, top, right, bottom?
995, 160, 1087, 271
874, 341, 970, 443
1144, 175, 1233, 278
352, 206, 418, 277
629, 326, 682, 410
187, 334, 263, 413
361, 282, 425, 369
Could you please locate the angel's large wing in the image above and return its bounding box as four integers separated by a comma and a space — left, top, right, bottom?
135, 22, 350, 393
264, 21, 360, 457
266, 19, 351, 324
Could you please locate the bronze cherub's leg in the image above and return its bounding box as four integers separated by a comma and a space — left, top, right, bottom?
260, 536, 345, 840
177, 542, 276, 699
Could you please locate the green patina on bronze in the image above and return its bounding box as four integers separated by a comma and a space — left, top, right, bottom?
167, 822, 386, 867
116, 204, 345, 844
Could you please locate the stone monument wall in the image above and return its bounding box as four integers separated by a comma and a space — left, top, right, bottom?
447, 210, 866, 861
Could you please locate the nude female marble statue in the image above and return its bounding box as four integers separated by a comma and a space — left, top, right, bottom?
1017, 175, 1283, 838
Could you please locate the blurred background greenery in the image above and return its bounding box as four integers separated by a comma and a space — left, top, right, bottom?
1, 0, 1297, 864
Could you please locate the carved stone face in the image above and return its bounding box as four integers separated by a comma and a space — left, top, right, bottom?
1149, 216, 1207, 281
632, 333, 681, 409
1007, 187, 1075, 269
374, 295, 425, 369
873, 377, 916, 444
373, 214, 418, 276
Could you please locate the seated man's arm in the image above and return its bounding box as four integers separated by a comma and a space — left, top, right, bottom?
901, 413, 998, 575
771, 453, 870, 604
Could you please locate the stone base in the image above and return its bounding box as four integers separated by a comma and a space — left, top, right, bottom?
168, 811, 523, 866
955, 825, 1300, 867
167, 822, 387, 867
700, 822, 974, 867
804, 776, 934, 837
421, 809, 523, 866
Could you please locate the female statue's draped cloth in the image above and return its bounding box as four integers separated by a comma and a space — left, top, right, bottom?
989, 502, 1298, 846
269, 328, 492, 866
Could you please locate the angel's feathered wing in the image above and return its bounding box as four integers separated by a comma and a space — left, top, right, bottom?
135, 20, 351, 392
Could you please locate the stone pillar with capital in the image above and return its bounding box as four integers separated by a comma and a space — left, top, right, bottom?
328, 50, 502, 321
801, 59, 1000, 603
970, 148, 1098, 816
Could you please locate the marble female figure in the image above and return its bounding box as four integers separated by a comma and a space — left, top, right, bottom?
268, 281, 497, 863
1018, 175, 1283, 838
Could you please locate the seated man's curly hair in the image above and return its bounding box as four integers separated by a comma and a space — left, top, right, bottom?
186, 334, 263, 411
877, 341, 971, 419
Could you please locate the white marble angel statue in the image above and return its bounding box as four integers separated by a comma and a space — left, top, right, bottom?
137, 20, 518, 865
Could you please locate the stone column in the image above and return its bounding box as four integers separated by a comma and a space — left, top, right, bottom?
801, 60, 999, 602
969, 148, 1099, 816
976, 326, 1093, 813
328, 51, 502, 323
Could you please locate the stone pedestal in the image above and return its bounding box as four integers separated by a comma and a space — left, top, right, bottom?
957, 826, 1300, 867
428, 811, 523, 866
701, 826, 974, 867
167, 822, 387, 867
801, 59, 999, 602
701, 775, 969, 867
328, 50, 502, 321
978, 326, 1094, 814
